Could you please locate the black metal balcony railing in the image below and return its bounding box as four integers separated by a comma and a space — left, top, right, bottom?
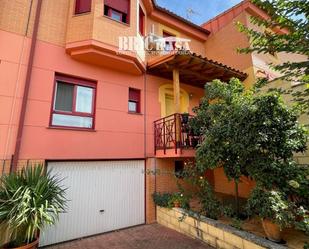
154, 113, 201, 154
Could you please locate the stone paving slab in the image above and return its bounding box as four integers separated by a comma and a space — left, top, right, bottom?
43, 224, 214, 249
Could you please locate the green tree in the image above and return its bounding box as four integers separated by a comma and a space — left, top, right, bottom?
189, 78, 308, 212
237, 0, 309, 113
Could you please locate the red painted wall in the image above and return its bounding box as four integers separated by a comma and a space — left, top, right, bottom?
0, 30, 204, 161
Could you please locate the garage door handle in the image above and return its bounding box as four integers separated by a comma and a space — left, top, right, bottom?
99, 209, 105, 213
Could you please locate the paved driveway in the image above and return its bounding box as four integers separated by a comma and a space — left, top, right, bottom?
44, 224, 214, 249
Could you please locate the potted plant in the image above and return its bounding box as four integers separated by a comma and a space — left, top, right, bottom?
0, 165, 66, 249
246, 187, 295, 242
168, 192, 189, 209
181, 113, 189, 124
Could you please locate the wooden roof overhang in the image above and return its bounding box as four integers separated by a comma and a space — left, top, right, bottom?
147, 51, 247, 88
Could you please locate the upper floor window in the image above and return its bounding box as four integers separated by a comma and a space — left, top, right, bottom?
104, 0, 130, 24
51, 74, 96, 129
163, 31, 176, 51
128, 88, 141, 113
75, 0, 92, 14
139, 6, 145, 36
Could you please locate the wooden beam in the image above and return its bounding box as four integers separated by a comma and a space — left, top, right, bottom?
173, 69, 181, 113
180, 68, 207, 80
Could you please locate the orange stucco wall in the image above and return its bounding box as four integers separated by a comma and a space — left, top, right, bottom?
0, 29, 205, 162
213, 168, 255, 198
204, 12, 252, 72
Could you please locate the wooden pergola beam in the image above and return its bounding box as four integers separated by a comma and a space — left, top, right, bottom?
173, 69, 181, 113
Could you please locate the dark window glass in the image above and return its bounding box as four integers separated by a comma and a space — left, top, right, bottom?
104, 0, 130, 24
54, 82, 74, 112
175, 161, 184, 178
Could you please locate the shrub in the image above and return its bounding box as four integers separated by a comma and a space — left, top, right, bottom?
152, 192, 190, 209
0, 165, 66, 247
152, 192, 173, 208
189, 78, 308, 225
246, 187, 295, 229
168, 192, 190, 209
197, 179, 221, 220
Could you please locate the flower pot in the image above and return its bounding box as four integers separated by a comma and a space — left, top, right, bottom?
4, 238, 39, 249
181, 114, 189, 124
174, 201, 181, 208
261, 218, 282, 242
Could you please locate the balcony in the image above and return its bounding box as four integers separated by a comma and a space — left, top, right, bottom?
65, 1, 146, 75
154, 113, 201, 158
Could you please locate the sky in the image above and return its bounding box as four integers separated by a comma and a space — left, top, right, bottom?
156, 0, 243, 25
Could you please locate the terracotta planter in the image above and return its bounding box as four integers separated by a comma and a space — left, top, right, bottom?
174, 201, 181, 208
261, 218, 282, 242
4, 238, 39, 249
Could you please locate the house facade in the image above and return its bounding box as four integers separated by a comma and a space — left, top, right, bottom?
0, 0, 306, 246
202, 0, 309, 198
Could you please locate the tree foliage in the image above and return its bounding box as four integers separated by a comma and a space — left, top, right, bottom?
237, 0, 309, 112
189, 78, 308, 207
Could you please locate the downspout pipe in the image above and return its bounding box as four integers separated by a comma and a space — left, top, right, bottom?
11, 0, 43, 172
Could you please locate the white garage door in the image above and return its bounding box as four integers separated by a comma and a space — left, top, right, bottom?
40, 160, 145, 246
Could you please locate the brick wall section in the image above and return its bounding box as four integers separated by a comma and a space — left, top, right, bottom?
0, 0, 69, 46
91, 0, 138, 48
0, 159, 45, 176
155, 158, 197, 193
0, 160, 12, 176
0, 0, 35, 36
204, 12, 252, 72
145, 157, 256, 223
145, 158, 198, 224
157, 207, 287, 249
37, 0, 69, 46
66, 0, 94, 44
145, 158, 156, 224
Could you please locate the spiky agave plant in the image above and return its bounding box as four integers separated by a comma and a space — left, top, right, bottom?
0, 165, 66, 247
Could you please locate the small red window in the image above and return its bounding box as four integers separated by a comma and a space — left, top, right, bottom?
128, 88, 141, 113
104, 0, 130, 24
50, 74, 96, 130
108, 9, 123, 22
139, 6, 145, 35
75, 0, 92, 14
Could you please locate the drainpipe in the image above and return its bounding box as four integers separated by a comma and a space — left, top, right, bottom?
144, 72, 147, 158
11, 0, 43, 172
